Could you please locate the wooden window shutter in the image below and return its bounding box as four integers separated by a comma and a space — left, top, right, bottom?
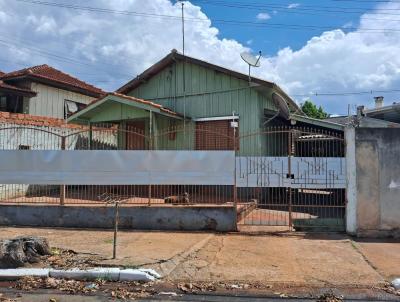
195, 120, 239, 150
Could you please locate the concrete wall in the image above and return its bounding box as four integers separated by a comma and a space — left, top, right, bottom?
348, 128, 400, 237
0, 205, 237, 232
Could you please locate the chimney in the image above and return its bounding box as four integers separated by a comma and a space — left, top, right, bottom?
374, 96, 384, 108
357, 105, 365, 120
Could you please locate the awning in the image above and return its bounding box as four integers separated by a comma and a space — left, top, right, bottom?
67, 92, 182, 124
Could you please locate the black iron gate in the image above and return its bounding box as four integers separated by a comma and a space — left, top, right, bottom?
236, 127, 346, 231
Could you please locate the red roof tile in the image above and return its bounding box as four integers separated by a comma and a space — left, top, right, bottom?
89, 92, 180, 117
0, 71, 4, 76
1, 65, 105, 97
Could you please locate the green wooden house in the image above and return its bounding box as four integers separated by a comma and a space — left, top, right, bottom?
68, 50, 342, 154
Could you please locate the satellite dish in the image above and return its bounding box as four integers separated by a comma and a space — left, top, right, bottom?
240, 51, 262, 83
272, 92, 290, 120
241, 52, 261, 67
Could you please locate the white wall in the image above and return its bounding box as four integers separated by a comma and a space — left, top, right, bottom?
345, 127, 357, 235
29, 82, 95, 119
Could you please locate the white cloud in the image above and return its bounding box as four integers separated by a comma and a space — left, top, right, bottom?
246, 39, 253, 45
342, 21, 354, 29
0, 0, 400, 113
256, 2, 400, 112
0, 11, 8, 23
27, 15, 58, 35
287, 3, 300, 9
256, 12, 271, 20
0, 0, 249, 89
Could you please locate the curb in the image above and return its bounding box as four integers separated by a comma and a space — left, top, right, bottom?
0, 268, 160, 282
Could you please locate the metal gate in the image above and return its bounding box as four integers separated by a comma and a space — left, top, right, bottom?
236, 127, 346, 231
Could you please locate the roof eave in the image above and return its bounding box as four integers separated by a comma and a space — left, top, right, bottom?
68, 93, 182, 124
0, 86, 37, 97
4, 75, 104, 98
116, 51, 300, 113
116, 52, 175, 94
116, 51, 276, 94
365, 104, 400, 116
290, 114, 345, 131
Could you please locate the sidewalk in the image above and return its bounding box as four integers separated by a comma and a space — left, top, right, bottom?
0, 227, 399, 288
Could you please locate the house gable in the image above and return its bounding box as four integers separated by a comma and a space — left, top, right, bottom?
123, 55, 287, 133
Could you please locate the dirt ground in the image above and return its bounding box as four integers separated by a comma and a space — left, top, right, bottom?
353, 239, 400, 280
0, 227, 399, 288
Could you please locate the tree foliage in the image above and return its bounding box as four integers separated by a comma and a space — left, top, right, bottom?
301, 100, 329, 119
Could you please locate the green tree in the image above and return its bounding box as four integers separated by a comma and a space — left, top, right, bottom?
301, 100, 329, 119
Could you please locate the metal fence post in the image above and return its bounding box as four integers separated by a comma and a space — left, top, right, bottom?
233, 126, 237, 207
60, 136, 66, 206
88, 123, 93, 150
288, 129, 293, 229
148, 111, 153, 207
113, 201, 119, 259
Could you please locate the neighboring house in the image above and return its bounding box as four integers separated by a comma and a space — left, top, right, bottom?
68, 50, 343, 153
0, 65, 104, 119
363, 96, 400, 124
325, 96, 400, 128
0, 77, 37, 113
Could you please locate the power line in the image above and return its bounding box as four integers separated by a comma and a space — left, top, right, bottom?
12, 0, 400, 34
332, 0, 400, 3
0, 34, 134, 79
198, 0, 400, 12
195, 0, 400, 23
292, 89, 400, 97
195, 0, 400, 15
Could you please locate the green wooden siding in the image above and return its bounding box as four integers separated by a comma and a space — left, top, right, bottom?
128, 60, 279, 155
89, 102, 149, 123
153, 116, 195, 150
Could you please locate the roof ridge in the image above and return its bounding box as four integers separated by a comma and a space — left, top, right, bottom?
35, 65, 104, 91
1, 64, 105, 96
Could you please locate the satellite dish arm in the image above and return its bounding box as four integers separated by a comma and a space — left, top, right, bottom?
255, 51, 262, 66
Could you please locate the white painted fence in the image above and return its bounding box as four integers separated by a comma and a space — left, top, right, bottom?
236, 156, 345, 189
0, 150, 235, 185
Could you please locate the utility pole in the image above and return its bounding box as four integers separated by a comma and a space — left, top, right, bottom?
181, 1, 185, 57
179, 1, 187, 147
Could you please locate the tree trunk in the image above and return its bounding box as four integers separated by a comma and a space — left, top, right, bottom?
0, 236, 50, 268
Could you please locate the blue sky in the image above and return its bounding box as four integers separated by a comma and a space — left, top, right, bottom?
191, 0, 375, 56
1, 0, 400, 115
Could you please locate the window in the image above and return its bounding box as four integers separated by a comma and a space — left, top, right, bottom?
0, 96, 6, 112
195, 120, 239, 150
0, 95, 24, 113
64, 100, 87, 118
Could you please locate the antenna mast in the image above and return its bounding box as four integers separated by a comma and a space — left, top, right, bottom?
180, 1, 187, 146
181, 2, 185, 56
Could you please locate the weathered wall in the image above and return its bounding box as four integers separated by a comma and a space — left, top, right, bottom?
0, 205, 237, 232
29, 82, 95, 119
354, 128, 400, 237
